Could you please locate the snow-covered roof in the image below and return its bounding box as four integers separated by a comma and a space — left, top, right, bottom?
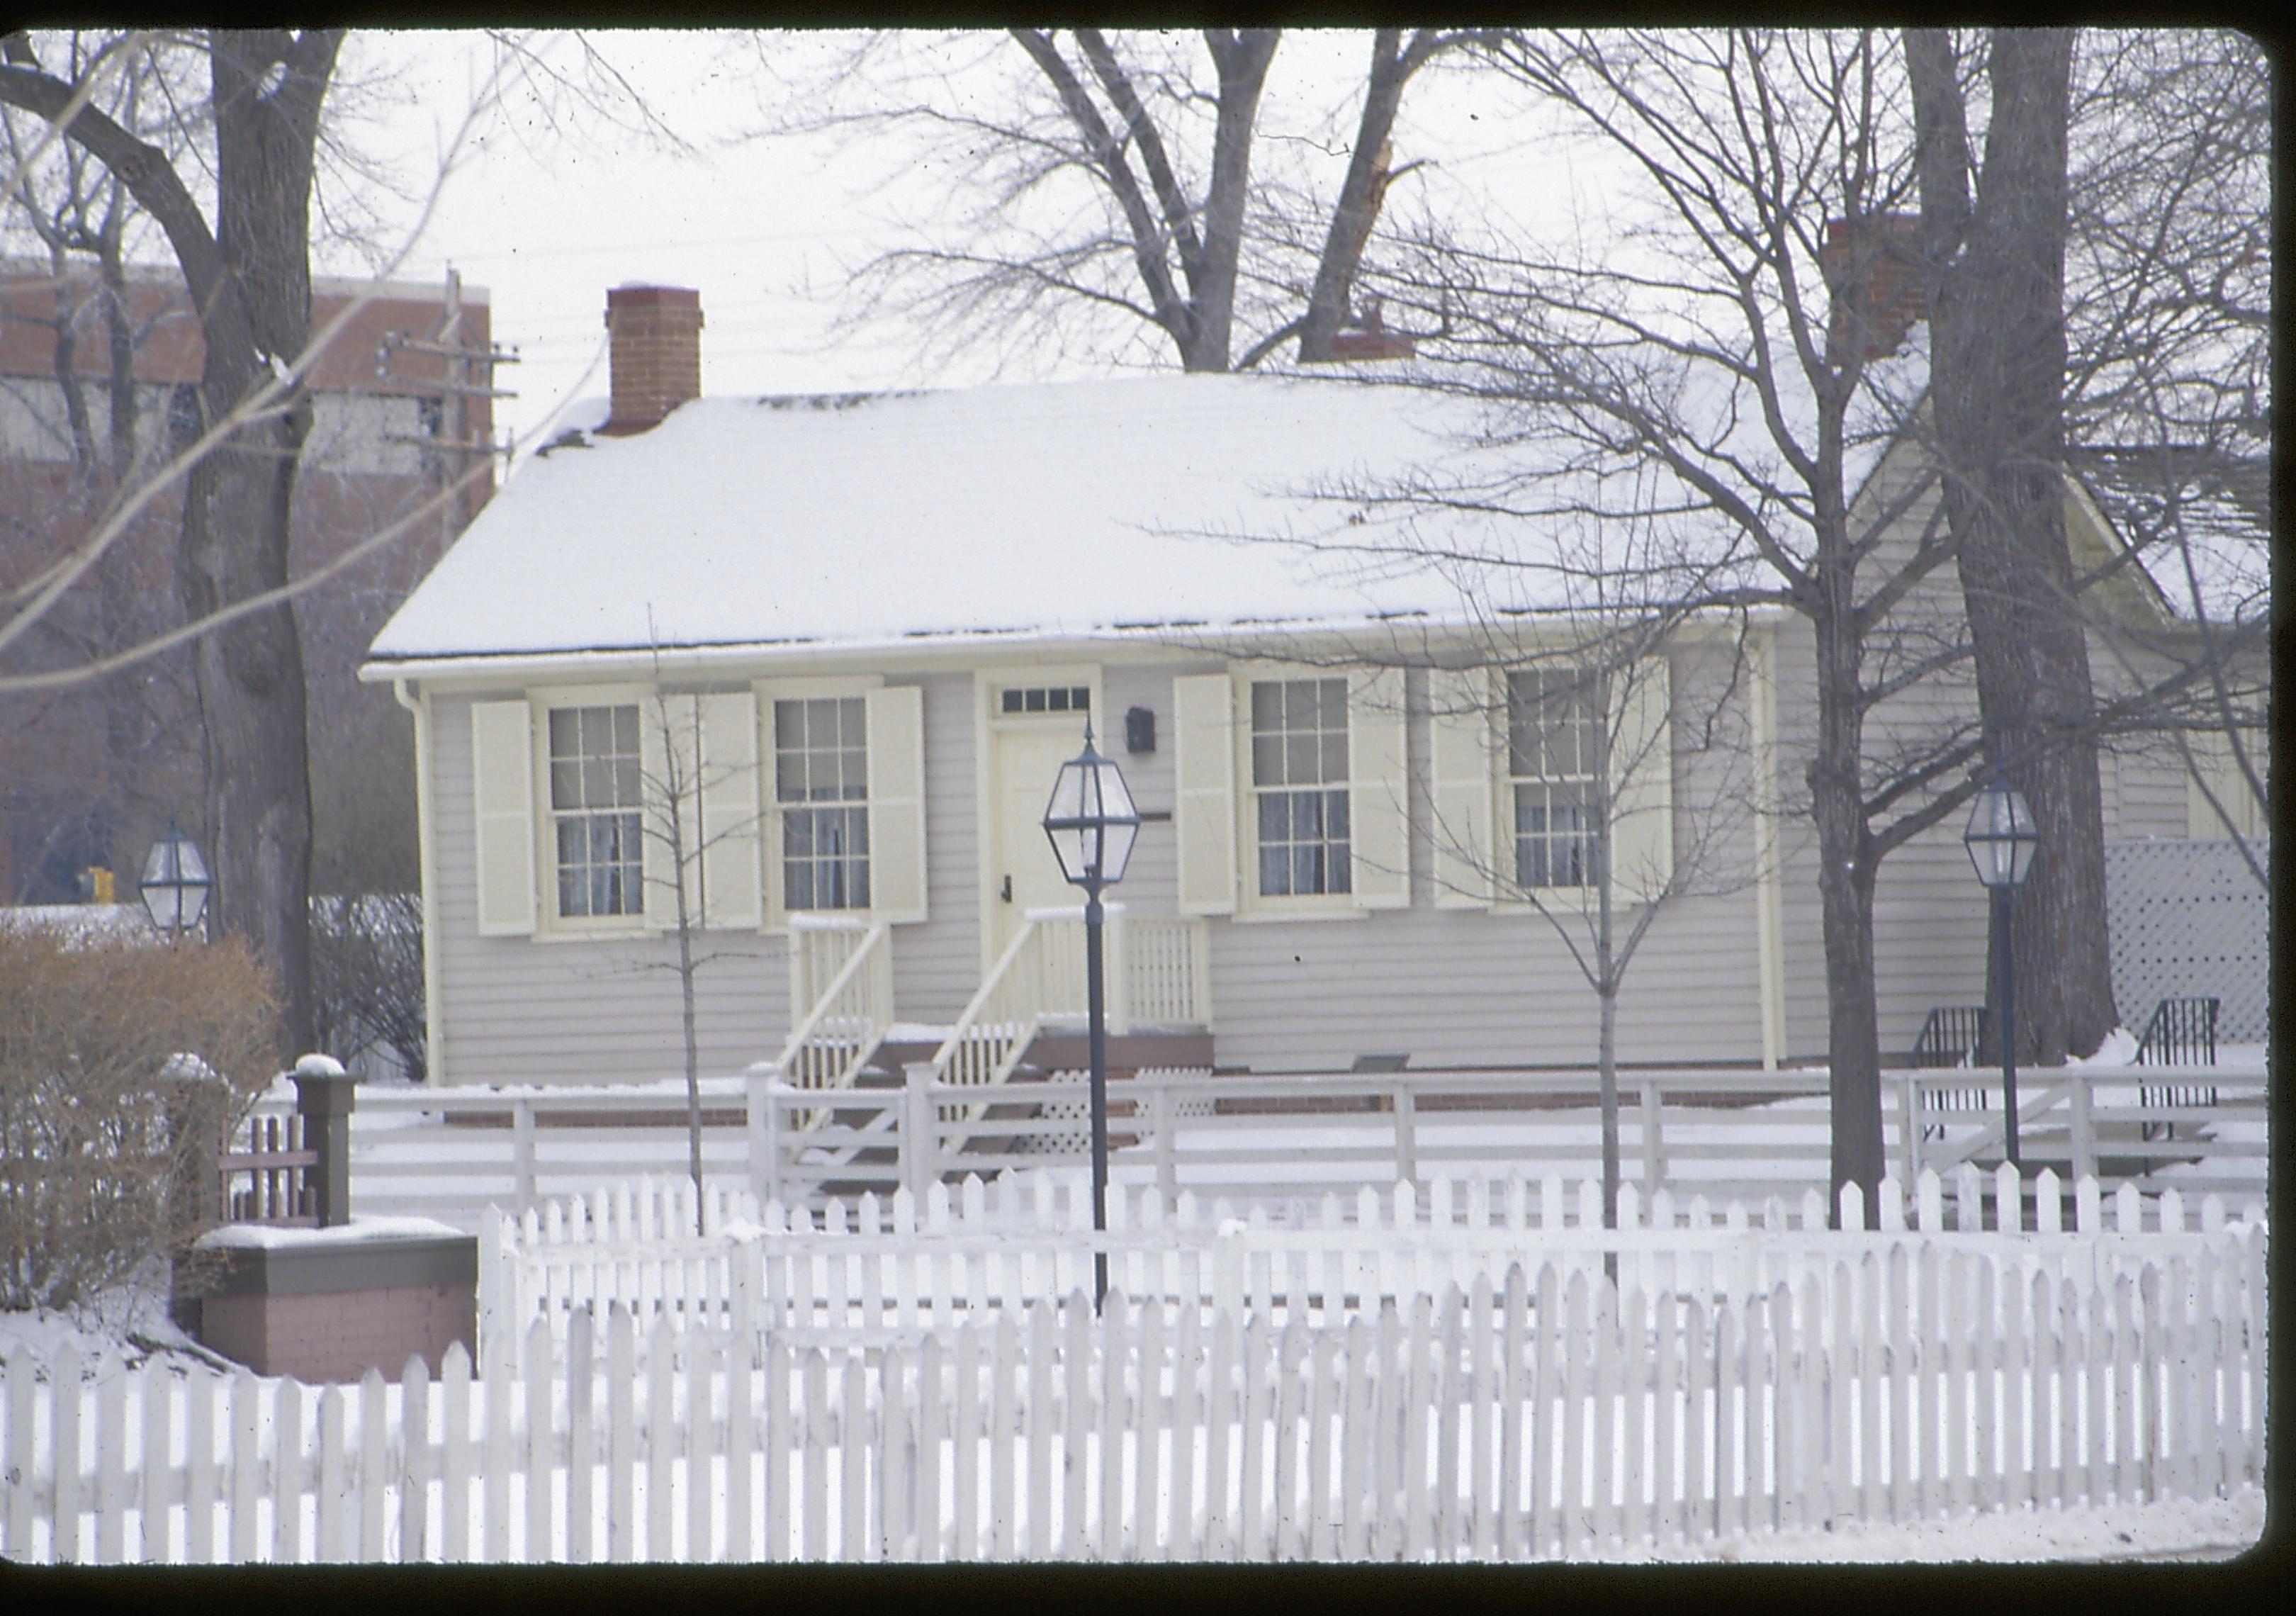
2070, 447, 2272, 625
365, 374, 1752, 670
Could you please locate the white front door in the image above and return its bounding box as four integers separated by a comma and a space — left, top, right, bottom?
985, 681, 1098, 966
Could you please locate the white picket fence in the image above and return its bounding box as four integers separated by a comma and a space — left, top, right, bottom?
485, 1165, 2267, 1361
2, 1212, 2264, 1564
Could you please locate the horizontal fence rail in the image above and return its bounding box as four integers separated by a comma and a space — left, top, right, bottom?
257, 1059, 2267, 1233
4, 1216, 2264, 1565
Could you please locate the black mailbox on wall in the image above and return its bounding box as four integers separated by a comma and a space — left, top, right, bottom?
1125, 705, 1156, 755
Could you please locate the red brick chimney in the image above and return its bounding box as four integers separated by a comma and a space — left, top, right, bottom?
601, 285, 702, 434
1819, 215, 1928, 363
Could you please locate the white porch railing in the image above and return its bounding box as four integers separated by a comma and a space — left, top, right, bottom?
1019, 903, 1212, 1033
767, 916, 892, 1098
928, 906, 1211, 1126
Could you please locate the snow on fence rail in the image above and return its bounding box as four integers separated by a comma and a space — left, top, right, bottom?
287, 1058, 2268, 1231
2, 1215, 2263, 1565
481, 1167, 2266, 1367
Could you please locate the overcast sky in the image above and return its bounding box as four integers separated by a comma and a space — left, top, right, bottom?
345, 29, 1581, 458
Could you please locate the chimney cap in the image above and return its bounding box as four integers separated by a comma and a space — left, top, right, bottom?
605, 284, 702, 317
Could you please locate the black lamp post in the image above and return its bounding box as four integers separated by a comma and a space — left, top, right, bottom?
1042, 722, 1140, 1311
138, 818, 213, 943
1963, 768, 2039, 1167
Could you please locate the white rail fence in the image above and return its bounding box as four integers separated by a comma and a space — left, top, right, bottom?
257, 1060, 2266, 1233
2, 1215, 2263, 1565
483, 1167, 2267, 1364
752, 1063, 2268, 1211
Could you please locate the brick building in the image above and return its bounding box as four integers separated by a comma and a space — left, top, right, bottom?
0, 260, 502, 903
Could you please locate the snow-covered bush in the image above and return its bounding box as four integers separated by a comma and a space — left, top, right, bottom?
0, 926, 276, 1311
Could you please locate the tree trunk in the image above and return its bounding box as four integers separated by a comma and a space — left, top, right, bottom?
1810, 594, 1886, 1228
181, 33, 332, 1055
1183, 29, 1279, 372
1909, 27, 2115, 1062
1295, 30, 1417, 362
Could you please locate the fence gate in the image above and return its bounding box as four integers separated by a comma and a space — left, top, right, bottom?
2105, 838, 2268, 1042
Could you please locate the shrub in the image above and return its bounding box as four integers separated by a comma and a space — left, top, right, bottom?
0, 923, 278, 1311
310, 892, 425, 1081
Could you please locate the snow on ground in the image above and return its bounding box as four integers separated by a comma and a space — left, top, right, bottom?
0, 1265, 236, 1376
1635, 1488, 2266, 1564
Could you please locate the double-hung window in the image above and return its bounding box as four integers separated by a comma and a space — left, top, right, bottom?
1250, 676, 1352, 897
1507, 670, 1602, 890
548, 704, 644, 917
775, 696, 870, 909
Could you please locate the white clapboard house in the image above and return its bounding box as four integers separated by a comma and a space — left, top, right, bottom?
359, 286, 2266, 1097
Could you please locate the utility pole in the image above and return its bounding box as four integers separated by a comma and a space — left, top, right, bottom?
376, 268, 520, 531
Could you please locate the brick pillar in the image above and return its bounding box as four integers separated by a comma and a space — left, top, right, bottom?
602, 284, 703, 434
293, 1063, 359, 1227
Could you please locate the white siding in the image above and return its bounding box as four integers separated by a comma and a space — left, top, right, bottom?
429, 696, 785, 1087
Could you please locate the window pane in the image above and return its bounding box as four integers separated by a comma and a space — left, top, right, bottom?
546, 706, 644, 918
778, 706, 872, 910
1251, 680, 1353, 897
1285, 733, 1318, 785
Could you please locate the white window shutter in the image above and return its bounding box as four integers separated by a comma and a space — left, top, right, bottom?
865, 684, 928, 923
1606, 654, 1675, 905
1172, 673, 1237, 916
1347, 667, 1410, 909
470, 700, 537, 937
637, 696, 700, 931
698, 691, 762, 930
1428, 668, 1498, 909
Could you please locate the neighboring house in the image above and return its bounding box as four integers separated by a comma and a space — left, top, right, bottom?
0, 260, 501, 901
359, 285, 2265, 1090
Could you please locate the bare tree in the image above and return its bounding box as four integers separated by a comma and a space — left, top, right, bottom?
3, 28, 347, 1050
762, 28, 1487, 375
621, 672, 766, 1234
1906, 28, 2118, 1067
2, 28, 648, 1048
1373, 28, 2268, 1216
2058, 30, 2270, 890
1444, 621, 1760, 1235
1368, 30, 2010, 1222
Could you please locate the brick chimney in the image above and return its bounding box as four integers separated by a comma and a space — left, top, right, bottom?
1819, 215, 1928, 363
601, 285, 702, 434
1327, 293, 1417, 362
